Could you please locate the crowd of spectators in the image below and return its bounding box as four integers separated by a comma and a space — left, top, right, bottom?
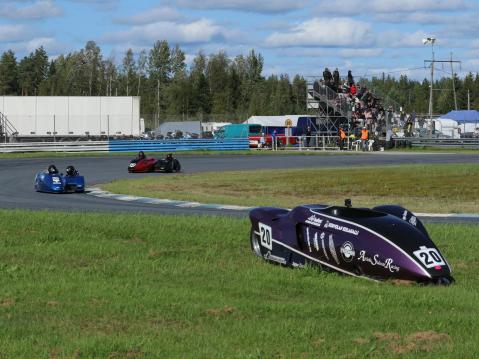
319, 68, 420, 148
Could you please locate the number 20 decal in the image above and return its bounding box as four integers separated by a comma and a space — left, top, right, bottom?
413, 246, 446, 268
258, 222, 272, 250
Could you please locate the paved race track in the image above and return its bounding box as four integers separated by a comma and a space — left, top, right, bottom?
1, 152, 479, 221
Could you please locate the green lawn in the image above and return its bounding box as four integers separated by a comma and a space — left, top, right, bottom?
101, 164, 479, 214
0, 210, 477, 358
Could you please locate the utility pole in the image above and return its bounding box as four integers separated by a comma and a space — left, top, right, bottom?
423, 38, 461, 134
468, 90, 470, 110
450, 52, 458, 110
157, 78, 160, 130
423, 37, 436, 135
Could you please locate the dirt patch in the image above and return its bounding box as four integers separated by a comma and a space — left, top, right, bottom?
205, 306, 236, 318
147, 249, 160, 259
108, 348, 143, 359
47, 301, 60, 306
372, 330, 450, 354
312, 338, 325, 347
390, 279, 415, 286
373, 332, 401, 341
50, 348, 80, 359
1, 298, 15, 307
453, 260, 468, 269
354, 337, 370, 345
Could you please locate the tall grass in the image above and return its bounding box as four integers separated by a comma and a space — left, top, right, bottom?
0, 210, 478, 358
102, 164, 479, 213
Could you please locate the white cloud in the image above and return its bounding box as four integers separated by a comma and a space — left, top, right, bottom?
115, 6, 182, 25
0, 0, 61, 20
315, 0, 470, 16
168, 0, 308, 13
1, 36, 68, 57
378, 30, 429, 48
71, 0, 119, 10
104, 18, 233, 45
339, 48, 383, 57
0, 24, 28, 42
373, 12, 453, 24
265, 17, 373, 48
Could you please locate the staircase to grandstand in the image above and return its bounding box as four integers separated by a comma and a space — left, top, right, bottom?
307, 78, 352, 134
0, 112, 18, 143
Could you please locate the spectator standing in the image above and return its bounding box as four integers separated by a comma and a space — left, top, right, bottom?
361, 127, 369, 151
323, 67, 332, 86
347, 70, 354, 86
350, 84, 357, 96
339, 127, 347, 150
305, 126, 312, 147
333, 68, 340, 91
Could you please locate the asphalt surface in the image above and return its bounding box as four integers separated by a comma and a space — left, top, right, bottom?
1, 152, 479, 221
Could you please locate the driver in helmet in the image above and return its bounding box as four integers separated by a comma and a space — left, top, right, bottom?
165, 153, 173, 162
136, 151, 146, 161
47, 164, 59, 174
65, 165, 78, 177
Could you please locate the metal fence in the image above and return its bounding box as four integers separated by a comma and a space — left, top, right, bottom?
109, 138, 249, 152
0, 138, 250, 153
393, 137, 479, 149
0, 141, 109, 153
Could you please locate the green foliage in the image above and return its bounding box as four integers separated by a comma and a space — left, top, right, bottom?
0, 50, 18, 95
2, 40, 478, 121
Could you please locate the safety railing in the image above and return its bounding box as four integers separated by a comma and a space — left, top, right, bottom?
0, 141, 109, 153
109, 138, 249, 152
0, 138, 250, 153
393, 137, 479, 149
267, 135, 344, 151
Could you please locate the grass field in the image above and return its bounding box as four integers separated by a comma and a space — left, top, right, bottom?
0, 210, 478, 358
101, 164, 479, 214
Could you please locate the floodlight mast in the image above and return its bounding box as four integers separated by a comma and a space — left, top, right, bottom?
423, 37, 435, 135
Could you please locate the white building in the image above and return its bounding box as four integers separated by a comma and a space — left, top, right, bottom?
0, 96, 142, 138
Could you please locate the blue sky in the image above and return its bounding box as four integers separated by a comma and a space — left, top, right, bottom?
1, 0, 478, 80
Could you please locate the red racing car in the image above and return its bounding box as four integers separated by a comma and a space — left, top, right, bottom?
128, 152, 181, 173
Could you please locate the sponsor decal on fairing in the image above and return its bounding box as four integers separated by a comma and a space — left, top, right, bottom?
305, 214, 323, 227
357, 250, 400, 273
324, 220, 359, 236
340, 241, 355, 262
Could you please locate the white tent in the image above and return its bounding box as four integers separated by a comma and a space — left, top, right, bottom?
244, 115, 311, 127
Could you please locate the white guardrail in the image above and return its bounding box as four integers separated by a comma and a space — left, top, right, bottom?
0, 141, 109, 153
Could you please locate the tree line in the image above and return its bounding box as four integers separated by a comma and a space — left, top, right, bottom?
0, 40, 307, 126
0, 40, 477, 126
360, 72, 479, 116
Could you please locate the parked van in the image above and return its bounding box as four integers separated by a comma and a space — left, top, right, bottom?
215, 124, 262, 147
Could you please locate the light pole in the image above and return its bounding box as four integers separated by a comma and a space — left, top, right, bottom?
423, 37, 436, 135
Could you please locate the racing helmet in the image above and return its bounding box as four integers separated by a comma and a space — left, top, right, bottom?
166, 153, 173, 160
66, 165, 76, 176
138, 151, 145, 160
47, 164, 58, 174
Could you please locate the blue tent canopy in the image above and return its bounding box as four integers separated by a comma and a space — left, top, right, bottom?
439, 110, 479, 123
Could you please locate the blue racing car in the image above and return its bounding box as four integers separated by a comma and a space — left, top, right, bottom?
35, 165, 85, 193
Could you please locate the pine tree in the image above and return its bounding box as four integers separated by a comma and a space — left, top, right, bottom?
0, 50, 18, 95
